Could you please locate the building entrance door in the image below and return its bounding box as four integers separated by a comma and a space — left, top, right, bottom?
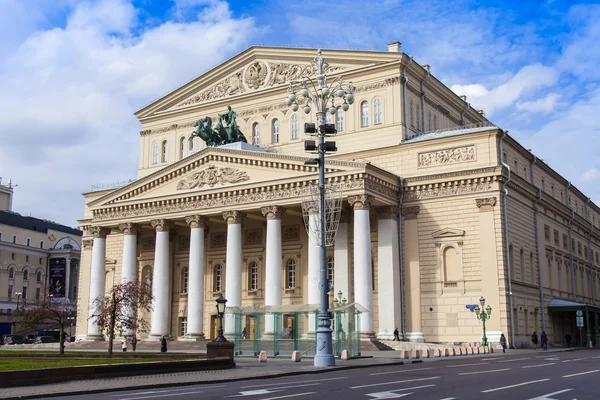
245, 316, 255, 340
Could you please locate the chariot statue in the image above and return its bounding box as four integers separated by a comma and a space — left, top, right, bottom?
189, 106, 247, 147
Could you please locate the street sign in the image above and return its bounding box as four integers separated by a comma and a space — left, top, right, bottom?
576, 316, 584, 327
576, 310, 583, 317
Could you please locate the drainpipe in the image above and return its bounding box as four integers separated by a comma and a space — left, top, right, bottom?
500, 130, 516, 348
401, 57, 413, 141
566, 182, 577, 301
586, 198, 595, 303
531, 156, 546, 332
397, 177, 406, 340
420, 67, 431, 132
461, 101, 469, 126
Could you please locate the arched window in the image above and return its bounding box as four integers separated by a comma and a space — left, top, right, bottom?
433, 114, 437, 130
214, 264, 223, 293
161, 140, 168, 163
373, 98, 382, 124
181, 267, 189, 293
189, 136, 195, 152
152, 141, 158, 164
361, 101, 369, 127
23, 269, 29, 281
291, 114, 298, 139
327, 256, 334, 287
252, 123, 260, 145
428, 112, 432, 131
443, 246, 461, 281
272, 119, 279, 143
286, 259, 296, 289
336, 108, 344, 132
37, 271, 42, 283
249, 262, 258, 291
416, 104, 420, 130
8, 267, 14, 279
179, 137, 185, 160
409, 101, 414, 127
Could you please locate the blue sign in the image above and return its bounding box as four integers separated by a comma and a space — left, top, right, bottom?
466, 304, 478, 312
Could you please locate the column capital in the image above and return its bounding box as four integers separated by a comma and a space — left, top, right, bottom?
87, 226, 109, 239
119, 223, 139, 235
376, 205, 399, 219
82, 239, 93, 250
223, 211, 245, 224
261, 206, 285, 220
151, 219, 174, 232
348, 195, 373, 211
476, 197, 497, 212
186, 215, 209, 229
401, 206, 420, 220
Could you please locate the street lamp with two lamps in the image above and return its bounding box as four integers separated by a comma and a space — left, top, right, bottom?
474, 296, 492, 347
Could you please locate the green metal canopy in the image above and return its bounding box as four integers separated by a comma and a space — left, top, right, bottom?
547, 298, 600, 313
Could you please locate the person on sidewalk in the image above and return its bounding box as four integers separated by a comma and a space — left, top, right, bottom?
541, 331, 548, 350
531, 331, 538, 350
121, 339, 127, 352
500, 333, 507, 353
160, 335, 167, 353
393, 328, 400, 341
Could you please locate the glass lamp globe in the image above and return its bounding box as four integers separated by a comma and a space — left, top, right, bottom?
474, 305, 481, 317
342, 102, 349, 111
291, 102, 299, 112
300, 88, 309, 97
322, 86, 331, 96
303, 104, 311, 114
288, 92, 296, 102
328, 106, 336, 115
346, 93, 354, 104
286, 98, 293, 106
335, 88, 345, 97
486, 305, 492, 316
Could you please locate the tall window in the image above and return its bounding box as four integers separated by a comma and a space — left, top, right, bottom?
40, 241, 44, 249
416, 104, 420, 130
37, 271, 42, 282
373, 98, 382, 124
22, 286, 28, 299
249, 262, 258, 291
336, 108, 344, 132
36, 287, 40, 300
189, 136, 195, 152
214, 264, 223, 292
428, 112, 432, 131
252, 123, 260, 145
26, 238, 30, 247
12, 235, 16, 244
152, 141, 158, 164
433, 114, 437, 130
327, 256, 334, 287
8, 284, 13, 298
361, 101, 369, 127
179, 317, 187, 336
181, 267, 189, 293
179, 137, 185, 160
291, 114, 298, 139
23, 270, 29, 281
8, 267, 14, 279
161, 140, 168, 163
286, 259, 296, 288
409, 101, 414, 126
272, 119, 279, 143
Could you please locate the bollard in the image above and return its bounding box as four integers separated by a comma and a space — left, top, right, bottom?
467, 347, 473, 355
421, 349, 430, 358
341, 349, 350, 360
291, 350, 301, 362
483, 346, 490, 354
400, 349, 410, 359
460, 347, 467, 356
259, 351, 268, 362
433, 348, 441, 357
411, 349, 421, 359
474, 347, 481, 354
443, 348, 450, 357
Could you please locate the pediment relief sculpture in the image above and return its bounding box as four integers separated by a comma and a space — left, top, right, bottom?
176, 164, 250, 190
432, 227, 466, 239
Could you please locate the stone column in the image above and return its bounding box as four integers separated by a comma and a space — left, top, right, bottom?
185, 215, 208, 340
64, 256, 71, 300
349, 195, 374, 337
223, 211, 244, 336
149, 219, 173, 338
119, 223, 139, 337
376, 206, 401, 340
262, 206, 284, 335
307, 205, 320, 334
87, 226, 109, 340
334, 210, 350, 303
476, 197, 502, 344
403, 206, 424, 342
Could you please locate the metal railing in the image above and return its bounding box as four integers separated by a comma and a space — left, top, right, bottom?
89, 179, 136, 192
411, 121, 496, 138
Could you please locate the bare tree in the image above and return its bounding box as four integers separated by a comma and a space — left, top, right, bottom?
14, 290, 73, 355
90, 281, 153, 357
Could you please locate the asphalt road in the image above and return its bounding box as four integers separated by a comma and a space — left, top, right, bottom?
44, 349, 600, 400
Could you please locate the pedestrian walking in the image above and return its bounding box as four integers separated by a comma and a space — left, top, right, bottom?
242, 327, 247, 339
531, 331, 538, 350
500, 333, 507, 353
121, 339, 127, 352
160, 335, 167, 353
541, 331, 548, 350
393, 328, 400, 341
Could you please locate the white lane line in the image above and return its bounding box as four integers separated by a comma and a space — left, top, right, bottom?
113, 386, 224, 396
561, 359, 572, 363
592, 356, 600, 359
498, 357, 531, 363
521, 363, 555, 369
446, 362, 488, 368
481, 379, 550, 393
562, 369, 600, 378
365, 385, 437, 398
459, 368, 511, 375
351, 376, 440, 389
482, 357, 500, 361
571, 357, 587, 361
527, 389, 573, 400
117, 391, 204, 400
241, 377, 345, 388
439, 398, 457, 400
261, 393, 316, 400
370, 367, 432, 375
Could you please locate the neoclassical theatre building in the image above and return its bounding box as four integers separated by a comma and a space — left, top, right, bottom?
77, 43, 600, 347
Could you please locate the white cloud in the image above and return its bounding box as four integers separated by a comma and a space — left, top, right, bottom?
581, 168, 600, 183
0, 0, 260, 226
516, 93, 560, 114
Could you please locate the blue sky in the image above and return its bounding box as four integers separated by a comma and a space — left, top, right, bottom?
0, 0, 598, 226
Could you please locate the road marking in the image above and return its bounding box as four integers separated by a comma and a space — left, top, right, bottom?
562, 369, 600, 378
571, 357, 587, 361
527, 388, 573, 400
592, 356, 600, 359
261, 393, 316, 400
561, 360, 572, 363
117, 391, 205, 400
228, 383, 320, 396
114, 386, 225, 396
370, 367, 432, 376
439, 398, 457, 400
459, 368, 511, 375
446, 362, 488, 368
521, 363, 555, 369
351, 376, 440, 389
498, 357, 531, 363
482, 357, 500, 361
241, 377, 345, 388
481, 378, 550, 393
366, 385, 436, 398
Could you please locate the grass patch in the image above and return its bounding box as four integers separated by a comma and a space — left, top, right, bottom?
0, 357, 196, 371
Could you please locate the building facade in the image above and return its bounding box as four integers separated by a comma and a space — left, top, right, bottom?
77, 43, 600, 347
0, 180, 82, 336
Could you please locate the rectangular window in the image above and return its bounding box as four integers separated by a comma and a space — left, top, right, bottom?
596, 252, 599, 264
563, 234, 568, 249
22, 286, 28, 299
179, 317, 187, 336
0, 232, 2, 241
8, 285, 13, 298
578, 242, 582, 255
40, 241, 44, 249
26, 255, 29, 262
36, 288, 41, 300
11, 253, 15, 260
12, 235, 17, 244
584, 246, 588, 258
39, 257, 43, 264
26, 238, 30, 246
544, 225, 550, 241
554, 230, 559, 246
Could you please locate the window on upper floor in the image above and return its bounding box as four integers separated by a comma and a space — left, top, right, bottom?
249, 262, 258, 291
11, 253, 15, 260
40, 241, 44, 249
291, 114, 298, 139
161, 140, 168, 163
22, 286, 28, 299
23, 270, 29, 281
36, 287, 40, 300
181, 267, 188, 294
213, 264, 223, 293
554, 230, 559, 246
336, 107, 344, 132
152, 141, 158, 164
563, 234, 568, 249
25, 255, 29, 262
409, 100, 414, 127
327, 256, 334, 287
286, 259, 296, 289
433, 114, 437, 130
544, 225, 550, 241
578, 242, 582, 255
585, 245, 588, 258
179, 137, 185, 160
596, 252, 599, 264
427, 111, 432, 131
0, 232, 2, 241
272, 119, 279, 143
542, 179, 545, 191
37, 271, 42, 282
373, 98, 382, 124
26, 238, 30, 247
252, 123, 260, 145
361, 101, 369, 127
8, 284, 13, 298
189, 136, 195, 152
416, 104, 420, 130
12, 235, 16, 244
8, 267, 15, 279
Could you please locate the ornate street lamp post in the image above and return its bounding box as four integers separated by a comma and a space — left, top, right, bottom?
286, 49, 354, 367
14, 292, 22, 310
215, 294, 228, 342
474, 296, 492, 347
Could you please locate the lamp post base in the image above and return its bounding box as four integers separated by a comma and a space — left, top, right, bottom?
314, 321, 335, 367
206, 341, 235, 363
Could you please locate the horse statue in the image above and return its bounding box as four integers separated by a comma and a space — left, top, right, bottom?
190, 107, 248, 147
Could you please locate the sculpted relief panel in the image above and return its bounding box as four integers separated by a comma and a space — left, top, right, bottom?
177, 164, 250, 190
418, 146, 476, 168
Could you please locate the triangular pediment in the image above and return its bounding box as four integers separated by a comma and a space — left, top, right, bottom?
136, 46, 403, 119
432, 227, 465, 239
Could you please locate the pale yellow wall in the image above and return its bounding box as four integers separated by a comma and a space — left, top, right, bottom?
0, 191, 11, 211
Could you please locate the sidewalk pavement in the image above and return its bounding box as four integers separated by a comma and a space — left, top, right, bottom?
1, 347, 580, 400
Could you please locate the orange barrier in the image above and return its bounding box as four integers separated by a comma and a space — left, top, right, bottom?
259, 351, 267, 362
433, 348, 441, 357
460, 347, 467, 356
411, 349, 420, 359
421, 349, 430, 358
399, 349, 410, 359
341, 349, 350, 360
467, 347, 474, 355
291, 350, 301, 362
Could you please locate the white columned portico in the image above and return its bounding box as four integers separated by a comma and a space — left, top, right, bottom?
223, 211, 244, 336
86, 226, 109, 340
149, 219, 173, 339
262, 206, 284, 335
349, 195, 374, 337
376, 206, 401, 340
119, 223, 139, 337
185, 215, 208, 340
334, 210, 350, 303
307, 206, 320, 334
